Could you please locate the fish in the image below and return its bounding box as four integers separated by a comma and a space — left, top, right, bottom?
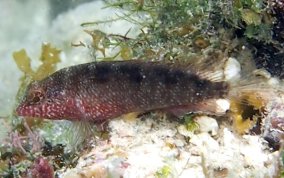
16, 60, 230, 123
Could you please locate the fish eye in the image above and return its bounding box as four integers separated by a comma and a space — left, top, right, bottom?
28, 90, 45, 104
32, 95, 41, 103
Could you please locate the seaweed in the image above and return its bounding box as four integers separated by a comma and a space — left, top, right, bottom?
13, 43, 61, 81
79, 0, 276, 62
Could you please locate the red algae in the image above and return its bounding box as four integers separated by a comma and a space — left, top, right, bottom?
30, 157, 54, 178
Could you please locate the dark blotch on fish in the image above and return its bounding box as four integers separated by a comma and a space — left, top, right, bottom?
117, 63, 143, 83
93, 63, 112, 83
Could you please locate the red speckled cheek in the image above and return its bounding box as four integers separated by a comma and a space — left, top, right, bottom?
16, 101, 68, 120
72, 97, 126, 121
46, 97, 85, 120
42, 103, 65, 118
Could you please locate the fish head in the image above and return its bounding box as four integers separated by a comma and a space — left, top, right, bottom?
16, 79, 77, 120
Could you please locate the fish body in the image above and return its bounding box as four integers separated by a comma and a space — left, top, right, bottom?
16, 60, 229, 122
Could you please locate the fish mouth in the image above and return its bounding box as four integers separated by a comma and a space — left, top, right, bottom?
16, 103, 41, 118
16, 104, 30, 117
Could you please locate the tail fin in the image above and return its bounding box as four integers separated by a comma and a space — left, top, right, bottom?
228, 72, 282, 134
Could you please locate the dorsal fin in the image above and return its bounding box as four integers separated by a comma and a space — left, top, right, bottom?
170, 53, 241, 83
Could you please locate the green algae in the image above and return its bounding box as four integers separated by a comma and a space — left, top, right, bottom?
184, 115, 200, 132
155, 165, 173, 178
80, 0, 276, 65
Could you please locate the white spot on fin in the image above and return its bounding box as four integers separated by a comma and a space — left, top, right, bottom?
224, 57, 241, 81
